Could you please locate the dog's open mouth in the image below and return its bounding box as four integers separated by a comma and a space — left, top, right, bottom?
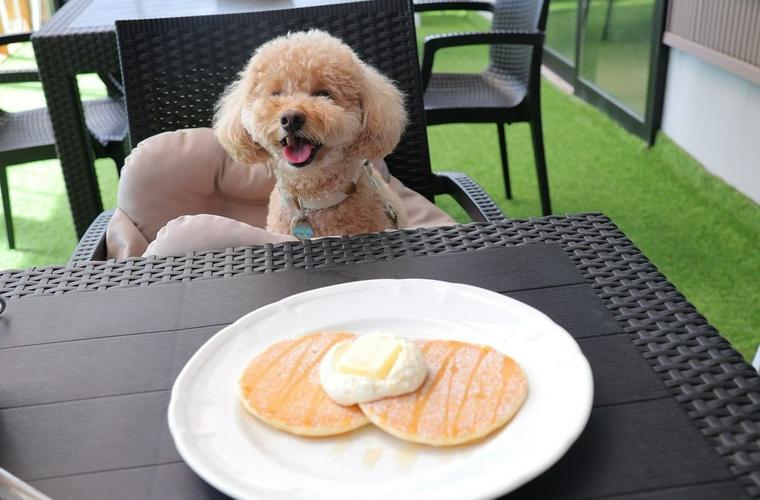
280, 135, 322, 167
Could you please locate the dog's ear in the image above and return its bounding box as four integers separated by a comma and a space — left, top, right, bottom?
213, 78, 270, 165
355, 63, 407, 160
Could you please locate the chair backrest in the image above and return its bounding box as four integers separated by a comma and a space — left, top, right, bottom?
488, 0, 550, 98
115, 0, 435, 200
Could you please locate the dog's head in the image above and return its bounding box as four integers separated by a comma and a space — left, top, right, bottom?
214, 30, 407, 172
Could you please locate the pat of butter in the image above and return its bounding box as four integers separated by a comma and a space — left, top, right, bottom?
337, 335, 403, 380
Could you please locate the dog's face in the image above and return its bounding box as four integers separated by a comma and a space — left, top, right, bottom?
242, 34, 364, 169
214, 30, 406, 175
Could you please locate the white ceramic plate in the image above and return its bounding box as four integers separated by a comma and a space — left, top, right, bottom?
168, 279, 593, 500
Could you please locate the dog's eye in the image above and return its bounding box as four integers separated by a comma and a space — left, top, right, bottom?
315, 90, 332, 99
271, 91, 282, 97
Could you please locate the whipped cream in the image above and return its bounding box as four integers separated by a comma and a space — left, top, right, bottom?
319, 332, 427, 405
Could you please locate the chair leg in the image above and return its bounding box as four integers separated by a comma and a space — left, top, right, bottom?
529, 114, 552, 216
497, 123, 512, 199
0, 166, 15, 249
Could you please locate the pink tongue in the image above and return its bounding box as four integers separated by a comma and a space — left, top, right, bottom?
283, 142, 314, 164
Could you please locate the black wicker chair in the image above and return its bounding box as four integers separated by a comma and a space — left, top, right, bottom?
415, 0, 552, 215
0, 32, 128, 249
69, 0, 507, 264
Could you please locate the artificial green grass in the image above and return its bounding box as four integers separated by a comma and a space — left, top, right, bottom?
420, 13, 760, 359
0, 15, 758, 359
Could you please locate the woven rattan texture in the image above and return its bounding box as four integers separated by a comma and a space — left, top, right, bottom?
83, 98, 128, 145
32, 1, 122, 236
0, 99, 125, 153
0, 69, 40, 84
116, 0, 435, 200
1, 213, 758, 496
68, 210, 112, 265
487, 0, 547, 100
0, 108, 54, 152
438, 171, 507, 223
422, 0, 548, 111
425, 72, 525, 110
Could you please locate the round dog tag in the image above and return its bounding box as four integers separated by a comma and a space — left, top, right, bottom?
291, 215, 314, 240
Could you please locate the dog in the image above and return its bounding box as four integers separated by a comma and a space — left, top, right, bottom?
213, 30, 408, 240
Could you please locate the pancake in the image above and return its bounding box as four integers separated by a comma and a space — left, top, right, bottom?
359, 340, 528, 446
239, 332, 369, 436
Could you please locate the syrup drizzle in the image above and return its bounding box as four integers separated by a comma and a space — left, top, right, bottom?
243, 335, 312, 391
451, 346, 489, 436
304, 385, 326, 427
441, 357, 458, 437
490, 359, 512, 422
269, 335, 343, 414
407, 343, 463, 435
361, 340, 527, 445
242, 332, 364, 430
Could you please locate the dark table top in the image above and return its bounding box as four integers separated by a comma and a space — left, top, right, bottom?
1, 215, 758, 499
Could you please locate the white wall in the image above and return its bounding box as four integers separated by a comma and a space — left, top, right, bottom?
662, 49, 760, 204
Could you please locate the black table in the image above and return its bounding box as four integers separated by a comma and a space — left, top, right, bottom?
1, 214, 758, 499
31, 0, 355, 238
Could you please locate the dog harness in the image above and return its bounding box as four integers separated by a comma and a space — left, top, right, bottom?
279, 160, 399, 240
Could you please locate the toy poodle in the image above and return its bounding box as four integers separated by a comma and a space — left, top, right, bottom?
213, 29, 408, 239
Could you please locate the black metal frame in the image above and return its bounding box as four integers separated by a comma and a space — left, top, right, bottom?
70, 0, 507, 263
543, 0, 669, 144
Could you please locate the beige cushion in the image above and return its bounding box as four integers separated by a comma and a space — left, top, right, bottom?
106, 128, 455, 259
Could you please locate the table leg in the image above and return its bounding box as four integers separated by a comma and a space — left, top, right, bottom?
33, 42, 103, 238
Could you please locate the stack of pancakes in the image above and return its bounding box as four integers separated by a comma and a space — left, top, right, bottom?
239, 332, 528, 446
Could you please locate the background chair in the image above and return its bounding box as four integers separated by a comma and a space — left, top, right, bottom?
69, 0, 507, 263
415, 0, 552, 215
0, 32, 127, 249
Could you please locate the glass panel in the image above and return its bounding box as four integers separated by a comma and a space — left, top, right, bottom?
579, 0, 656, 117
546, 0, 579, 65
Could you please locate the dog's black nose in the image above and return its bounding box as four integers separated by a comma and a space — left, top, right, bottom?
280, 110, 305, 133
